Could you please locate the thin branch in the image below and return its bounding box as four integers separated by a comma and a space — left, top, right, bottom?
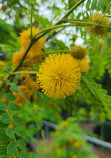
12, 71, 39, 75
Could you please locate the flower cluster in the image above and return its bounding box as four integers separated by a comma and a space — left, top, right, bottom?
12, 27, 45, 103
38, 118, 98, 158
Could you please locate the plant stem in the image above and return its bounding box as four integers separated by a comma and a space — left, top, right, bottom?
12, 71, 39, 75
104, 1, 111, 16
30, 1, 33, 39
24, 50, 70, 64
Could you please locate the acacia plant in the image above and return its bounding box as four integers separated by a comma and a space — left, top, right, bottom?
0, 0, 111, 157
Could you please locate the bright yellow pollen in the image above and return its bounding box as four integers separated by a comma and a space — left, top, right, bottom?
78, 56, 90, 72
37, 54, 81, 99
19, 27, 44, 52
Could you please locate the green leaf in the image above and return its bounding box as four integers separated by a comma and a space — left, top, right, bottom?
1, 113, 11, 124
0, 121, 8, 128
10, 85, 18, 93
86, 0, 91, 9
0, 93, 3, 99
6, 128, 15, 139
12, 116, 24, 126
15, 128, 25, 137
5, 93, 16, 101
7, 141, 17, 156
17, 139, 26, 150
0, 130, 9, 144
68, 0, 77, 9
0, 101, 7, 111
8, 103, 21, 112
20, 151, 28, 158
91, 0, 97, 10
102, 0, 111, 6
0, 145, 7, 156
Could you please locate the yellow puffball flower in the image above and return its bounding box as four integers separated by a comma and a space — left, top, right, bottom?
71, 46, 87, 59
13, 85, 31, 105
0, 60, 5, 67
19, 27, 44, 52
74, 142, 80, 148
88, 12, 109, 36
37, 54, 81, 99
78, 56, 90, 72
72, 155, 77, 158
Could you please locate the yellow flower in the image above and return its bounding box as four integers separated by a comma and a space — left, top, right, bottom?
37, 54, 81, 99
70, 46, 87, 59
12, 50, 28, 68
68, 136, 74, 143
20, 74, 40, 92
19, 27, 44, 52
72, 155, 77, 158
13, 85, 31, 105
12, 50, 43, 68
0, 60, 5, 67
78, 56, 90, 72
88, 12, 109, 36
74, 142, 80, 148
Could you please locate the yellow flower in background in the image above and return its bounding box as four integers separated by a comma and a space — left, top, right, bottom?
72, 155, 77, 158
12, 50, 28, 68
12, 50, 43, 68
13, 85, 31, 105
88, 12, 109, 36
0, 60, 5, 67
70, 45, 87, 59
37, 54, 81, 99
74, 142, 80, 148
20, 73, 40, 92
19, 27, 44, 52
68, 136, 74, 143
78, 56, 90, 72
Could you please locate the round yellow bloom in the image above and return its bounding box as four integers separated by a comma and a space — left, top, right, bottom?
74, 142, 80, 148
78, 56, 90, 72
88, 12, 109, 36
13, 85, 31, 105
37, 54, 81, 99
0, 60, 5, 67
19, 27, 44, 52
71, 46, 87, 59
